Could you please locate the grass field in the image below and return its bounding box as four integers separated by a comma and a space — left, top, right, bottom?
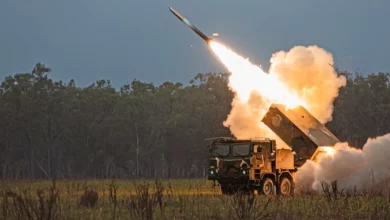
1, 179, 390, 219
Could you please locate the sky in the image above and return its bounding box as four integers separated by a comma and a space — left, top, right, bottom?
1, 0, 389, 88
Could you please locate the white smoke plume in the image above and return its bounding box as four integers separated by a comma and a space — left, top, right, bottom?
222, 92, 288, 146
269, 45, 346, 123
296, 133, 390, 192
222, 91, 271, 138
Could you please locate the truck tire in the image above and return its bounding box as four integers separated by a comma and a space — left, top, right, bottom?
279, 177, 293, 196
261, 178, 274, 195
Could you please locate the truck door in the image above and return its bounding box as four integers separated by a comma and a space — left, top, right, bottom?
252, 144, 264, 169
260, 142, 273, 173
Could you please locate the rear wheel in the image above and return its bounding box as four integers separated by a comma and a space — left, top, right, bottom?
279, 177, 293, 196
261, 178, 274, 195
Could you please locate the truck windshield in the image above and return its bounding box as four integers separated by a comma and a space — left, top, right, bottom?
233, 144, 250, 156
210, 144, 229, 157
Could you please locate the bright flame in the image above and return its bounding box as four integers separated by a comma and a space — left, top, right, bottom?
322, 147, 336, 156
209, 41, 306, 109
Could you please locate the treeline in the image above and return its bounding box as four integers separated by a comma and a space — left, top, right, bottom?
0, 63, 389, 180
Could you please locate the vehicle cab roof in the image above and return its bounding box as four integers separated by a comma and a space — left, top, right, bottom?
205, 137, 272, 145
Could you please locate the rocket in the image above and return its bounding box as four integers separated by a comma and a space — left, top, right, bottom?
168, 7, 212, 43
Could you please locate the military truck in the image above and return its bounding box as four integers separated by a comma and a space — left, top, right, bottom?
207, 104, 340, 195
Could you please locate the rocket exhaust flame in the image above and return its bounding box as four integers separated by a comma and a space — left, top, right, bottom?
209, 41, 306, 109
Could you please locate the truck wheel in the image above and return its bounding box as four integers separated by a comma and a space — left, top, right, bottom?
261, 178, 274, 195
279, 177, 292, 196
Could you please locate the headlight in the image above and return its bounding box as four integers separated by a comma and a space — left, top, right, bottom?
242, 170, 246, 174
210, 170, 214, 175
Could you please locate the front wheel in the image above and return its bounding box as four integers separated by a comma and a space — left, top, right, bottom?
261, 178, 274, 195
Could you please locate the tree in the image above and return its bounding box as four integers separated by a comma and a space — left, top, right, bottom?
0, 63, 389, 179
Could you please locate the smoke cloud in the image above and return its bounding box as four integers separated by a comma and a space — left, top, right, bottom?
221, 44, 346, 139
296, 133, 390, 192
222, 92, 268, 138
269, 45, 346, 123
222, 92, 288, 146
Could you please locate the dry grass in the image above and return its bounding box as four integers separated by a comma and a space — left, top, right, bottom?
0, 179, 389, 219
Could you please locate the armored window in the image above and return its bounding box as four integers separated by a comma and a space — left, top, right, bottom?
210, 144, 229, 157
232, 144, 250, 156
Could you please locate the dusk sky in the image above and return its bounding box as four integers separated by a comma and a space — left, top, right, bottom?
1, 0, 389, 88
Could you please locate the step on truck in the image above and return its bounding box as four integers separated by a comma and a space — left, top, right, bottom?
206, 104, 340, 195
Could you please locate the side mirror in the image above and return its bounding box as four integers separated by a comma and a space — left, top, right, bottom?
256, 146, 262, 152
